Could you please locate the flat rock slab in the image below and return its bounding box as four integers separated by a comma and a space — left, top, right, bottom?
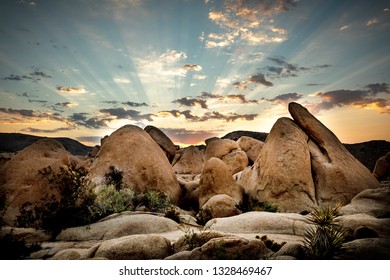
56, 213, 180, 241
207, 211, 311, 236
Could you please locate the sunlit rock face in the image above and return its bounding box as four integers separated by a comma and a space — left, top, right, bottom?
88, 125, 181, 204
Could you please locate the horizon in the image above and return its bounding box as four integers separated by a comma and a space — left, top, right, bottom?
1, 0, 389, 147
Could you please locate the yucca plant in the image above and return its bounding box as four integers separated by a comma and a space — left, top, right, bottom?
303, 204, 347, 259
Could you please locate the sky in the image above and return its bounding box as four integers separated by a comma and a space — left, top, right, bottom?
0, 0, 389, 146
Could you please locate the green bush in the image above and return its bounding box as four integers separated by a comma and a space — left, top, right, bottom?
16, 163, 96, 237
303, 205, 347, 259
142, 189, 171, 212
89, 185, 136, 218
239, 197, 278, 213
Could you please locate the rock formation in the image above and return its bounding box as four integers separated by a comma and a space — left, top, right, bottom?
0, 138, 77, 225
288, 102, 380, 205
239, 117, 317, 213
198, 158, 244, 208
88, 125, 181, 204
173, 145, 204, 174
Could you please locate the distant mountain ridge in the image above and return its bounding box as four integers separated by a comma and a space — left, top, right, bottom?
0, 133, 93, 156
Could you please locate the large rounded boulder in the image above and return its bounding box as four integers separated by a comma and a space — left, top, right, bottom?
89, 125, 181, 204
0, 138, 76, 225
239, 117, 317, 213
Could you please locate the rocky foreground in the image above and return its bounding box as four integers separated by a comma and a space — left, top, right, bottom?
0, 102, 389, 260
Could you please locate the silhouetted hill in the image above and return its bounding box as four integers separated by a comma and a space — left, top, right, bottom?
0, 133, 93, 156
222, 130, 268, 142
222, 130, 390, 172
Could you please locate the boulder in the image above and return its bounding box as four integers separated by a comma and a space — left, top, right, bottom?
198, 158, 244, 208
144, 125, 177, 157
289, 102, 380, 205
342, 238, 390, 259
373, 152, 390, 180
207, 211, 310, 237
239, 117, 317, 213
94, 234, 172, 260
339, 187, 390, 218
199, 194, 241, 220
173, 146, 204, 174
337, 214, 390, 238
56, 213, 180, 241
221, 149, 248, 174
0, 138, 76, 225
236, 136, 264, 163
204, 139, 240, 161
188, 236, 269, 260
89, 125, 181, 204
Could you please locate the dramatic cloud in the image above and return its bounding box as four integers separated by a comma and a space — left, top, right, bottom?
204, 0, 297, 48
55, 102, 77, 108
100, 108, 154, 121
158, 109, 258, 122
28, 99, 48, 104
233, 73, 273, 89
182, 64, 202, 71
0, 108, 35, 117
56, 86, 87, 95
262, 92, 303, 107
173, 97, 208, 109
2, 70, 52, 82
248, 73, 274, 86
312, 84, 390, 114
160, 127, 219, 145
266, 57, 331, 78
21, 127, 74, 133
68, 113, 112, 129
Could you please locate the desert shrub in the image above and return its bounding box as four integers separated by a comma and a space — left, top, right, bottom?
16, 163, 96, 237
303, 205, 347, 259
89, 185, 136, 218
196, 207, 213, 226
104, 166, 124, 191
239, 197, 278, 213
142, 189, 171, 212
179, 221, 214, 250
164, 206, 181, 223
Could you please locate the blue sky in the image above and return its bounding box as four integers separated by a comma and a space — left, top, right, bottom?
0, 0, 389, 146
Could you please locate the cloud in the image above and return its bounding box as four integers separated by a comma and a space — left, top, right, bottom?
182, 64, 202, 71
2, 69, 52, 82
21, 127, 74, 134
56, 86, 87, 95
100, 108, 154, 121
28, 99, 48, 104
68, 113, 112, 129
365, 83, 390, 94
312, 84, 390, 114
193, 74, 207, 80
233, 72, 273, 90
160, 127, 219, 145
204, 0, 297, 48
266, 57, 331, 78
248, 73, 274, 86
366, 17, 379, 26
223, 94, 258, 104
173, 97, 208, 109
122, 101, 149, 107
113, 77, 131, 84
339, 25, 351, 31
55, 102, 78, 108
158, 109, 258, 122
262, 92, 303, 107
0, 108, 35, 117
